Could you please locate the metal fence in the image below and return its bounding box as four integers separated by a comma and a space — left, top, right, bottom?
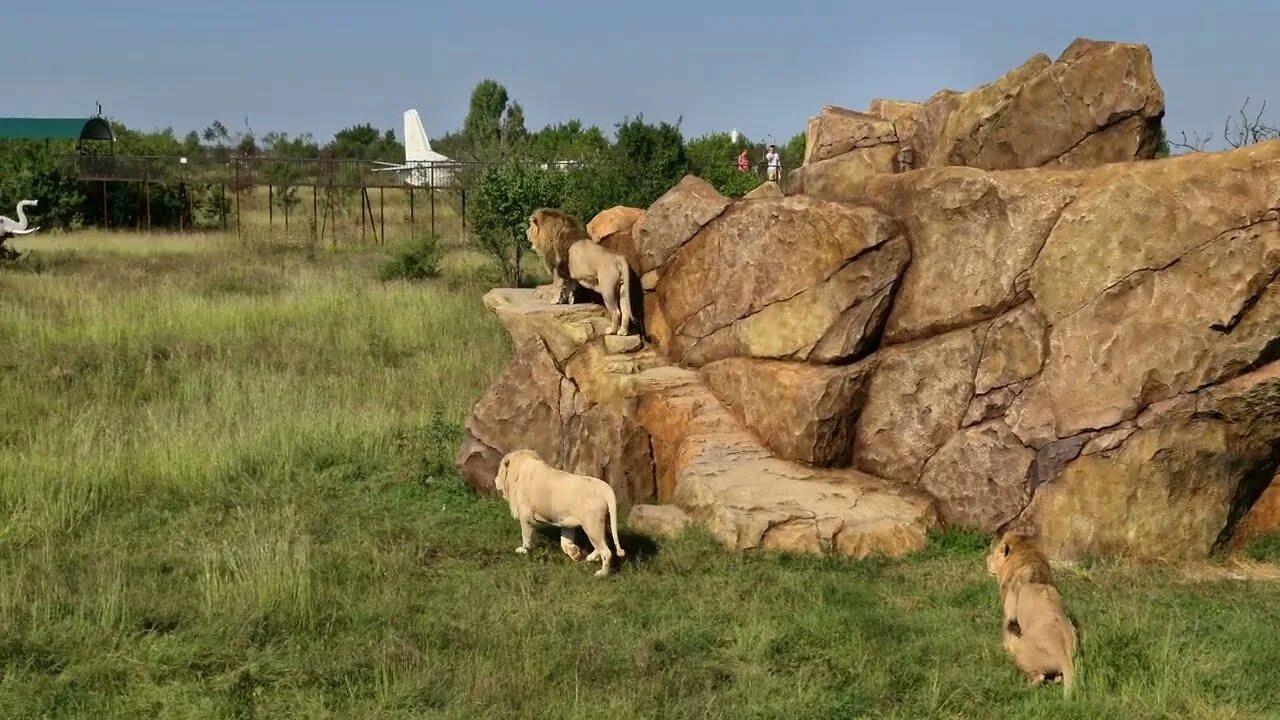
62, 153, 796, 241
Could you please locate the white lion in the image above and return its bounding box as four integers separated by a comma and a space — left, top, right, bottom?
493, 449, 625, 577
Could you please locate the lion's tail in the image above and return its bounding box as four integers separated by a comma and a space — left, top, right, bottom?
617, 256, 633, 333
607, 489, 625, 557
1062, 617, 1079, 698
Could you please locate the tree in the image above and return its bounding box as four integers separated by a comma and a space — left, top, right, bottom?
469, 161, 566, 286
464, 79, 510, 149
1167, 97, 1278, 155
686, 131, 762, 197
785, 131, 807, 169
609, 115, 689, 208
526, 120, 609, 162
326, 124, 402, 162
1223, 97, 1279, 148
502, 102, 528, 148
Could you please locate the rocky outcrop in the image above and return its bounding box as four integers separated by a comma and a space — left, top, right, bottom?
804, 106, 899, 165
587, 206, 645, 272
655, 195, 908, 366
461, 40, 1280, 563
630, 176, 731, 277
702, 357, 874, 467
790, 38, 1165, 203
456, 293, 657, 510
461, 289, 939, 559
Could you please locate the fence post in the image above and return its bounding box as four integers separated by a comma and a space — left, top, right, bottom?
361, 186, 366, 241
379, 187, 385, 245
269, 185, 274, 228
102, 181, 109, 229
144, 169, 152, 232
409, 187, 415, 234
220, 183, 227, 231
234, 162, 241, 241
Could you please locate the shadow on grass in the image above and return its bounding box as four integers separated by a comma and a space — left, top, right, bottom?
532, 525, 663, 568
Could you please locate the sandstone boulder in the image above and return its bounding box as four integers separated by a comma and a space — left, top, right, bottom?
1029, 420, 1249, 560
853, 325, 985, 483
864, 166, 1085, 343
787, 145, 900, 202
629, 504, 692, 539
901, 38, 1164, 171
588, 206, 646, 273
587, 206, 645, 243
743, 181, 784, 200
630, 176, 730, 276
804, 106, 899, 165
656, 195, 907, 366
702, 357, 874, 466
918, 419, 1035, 532
457, 336, 571, 494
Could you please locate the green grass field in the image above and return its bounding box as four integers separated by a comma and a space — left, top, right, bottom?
2, 232, 1280, 719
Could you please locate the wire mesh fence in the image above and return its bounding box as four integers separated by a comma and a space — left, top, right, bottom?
58, 154, 797, 243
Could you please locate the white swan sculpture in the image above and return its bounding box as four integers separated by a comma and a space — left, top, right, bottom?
0, 199, 40, 240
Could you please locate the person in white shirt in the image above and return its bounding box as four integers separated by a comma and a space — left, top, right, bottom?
765, 145, 781, 181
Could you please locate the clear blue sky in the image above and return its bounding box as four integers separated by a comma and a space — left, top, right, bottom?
6, 0, 1277, 152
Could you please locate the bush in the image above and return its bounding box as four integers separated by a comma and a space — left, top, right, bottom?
469, 161, 566, 287
378, 234, 442, 281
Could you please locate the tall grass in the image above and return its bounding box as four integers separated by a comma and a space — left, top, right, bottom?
0, 232, 1278, 718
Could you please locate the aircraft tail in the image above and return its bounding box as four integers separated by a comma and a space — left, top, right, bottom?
403, 109, 432, 162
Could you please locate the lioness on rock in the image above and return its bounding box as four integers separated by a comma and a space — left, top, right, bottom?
986, 531, 1078, 695
527, 208, 635, 336
493, 449, 626, 577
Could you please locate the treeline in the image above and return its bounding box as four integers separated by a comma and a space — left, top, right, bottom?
0, 78, 805, 240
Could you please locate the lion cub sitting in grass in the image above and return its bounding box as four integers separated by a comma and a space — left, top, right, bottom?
986, 531, 1078, 695
493, 449, 625, 577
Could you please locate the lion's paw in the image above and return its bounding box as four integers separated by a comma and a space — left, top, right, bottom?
515, 546, 529, 555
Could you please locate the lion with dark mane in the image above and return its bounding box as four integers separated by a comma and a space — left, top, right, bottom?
527, 208, 634, 336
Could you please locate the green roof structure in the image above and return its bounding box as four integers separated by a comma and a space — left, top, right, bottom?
0, 117, 115, 143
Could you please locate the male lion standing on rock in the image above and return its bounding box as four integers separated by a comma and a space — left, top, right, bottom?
494, 449, 625, 577
986, 531, 1078, 695
527, 208, 634, 335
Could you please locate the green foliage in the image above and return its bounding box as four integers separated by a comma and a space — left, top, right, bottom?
785, 131, 807, 168
609, 115, 690, 207
1154, 124, 1171, 158
687, 131, 763, 198
463, 79, 512, 151
326, 124, 403, 162
469, 161, 566, 286
555, 115, 690, 220
378, 233, 443, 282
0, 141, 84, 230
526, 120, 609, 162
1244, 532, 1280, 563
501, 102, 528, 148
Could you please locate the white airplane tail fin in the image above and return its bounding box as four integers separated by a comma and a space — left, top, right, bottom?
404, 109, 433, 162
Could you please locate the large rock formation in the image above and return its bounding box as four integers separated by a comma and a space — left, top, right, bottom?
789, 38, 1166, 202
460, 38, 1280, 563
459, 289, 939, 559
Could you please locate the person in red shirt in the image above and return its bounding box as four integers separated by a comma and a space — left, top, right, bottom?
737, 149, 749, 172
